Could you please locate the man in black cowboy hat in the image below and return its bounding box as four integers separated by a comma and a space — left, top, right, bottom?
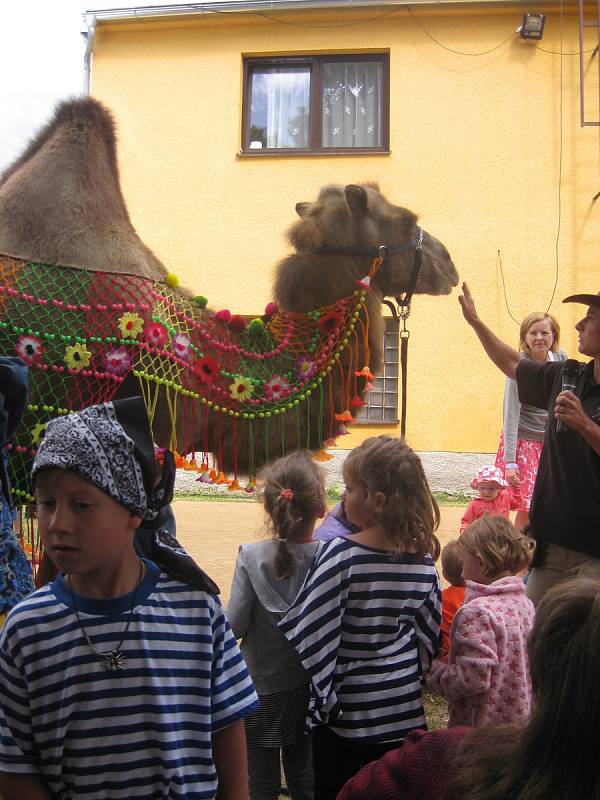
459, 284, 600, 604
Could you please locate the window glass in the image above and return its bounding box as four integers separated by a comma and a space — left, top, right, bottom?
249, 66, 310, 149
356, 317, 399, 424
322, 60, 382, 148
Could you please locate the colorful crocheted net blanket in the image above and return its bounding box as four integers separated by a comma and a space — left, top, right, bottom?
0, 256, 370, 510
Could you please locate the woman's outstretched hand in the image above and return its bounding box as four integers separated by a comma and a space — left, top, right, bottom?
458, 282, 479, 327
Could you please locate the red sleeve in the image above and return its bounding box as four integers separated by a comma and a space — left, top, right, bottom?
337, 728, 469, 800
460, 501, 477, 533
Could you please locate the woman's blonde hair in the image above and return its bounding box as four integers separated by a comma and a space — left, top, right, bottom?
460, 515, 534, 577
343, 436, 440, 560
519, 312, 560, 354
258, 450, 325, 579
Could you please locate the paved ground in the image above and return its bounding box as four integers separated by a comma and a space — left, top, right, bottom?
173, 499, 466, 603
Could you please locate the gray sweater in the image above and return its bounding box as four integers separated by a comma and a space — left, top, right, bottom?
502, 349, 567, 463
227, 539, 321, 695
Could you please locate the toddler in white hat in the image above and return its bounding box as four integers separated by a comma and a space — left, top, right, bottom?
460, 465, 520, 533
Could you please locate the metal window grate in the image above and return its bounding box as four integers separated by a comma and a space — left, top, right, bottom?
356, 317, 399, 424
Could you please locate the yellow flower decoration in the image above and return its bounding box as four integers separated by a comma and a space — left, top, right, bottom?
31, 422, 47, 445
64, 344, 92, 371
229, 375, 254, 402
118, 312, 144, 339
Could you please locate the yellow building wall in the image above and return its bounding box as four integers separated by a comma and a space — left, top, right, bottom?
90, 5, 599, 455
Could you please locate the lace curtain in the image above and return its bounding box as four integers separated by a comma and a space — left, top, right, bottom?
322, 61, 382, 148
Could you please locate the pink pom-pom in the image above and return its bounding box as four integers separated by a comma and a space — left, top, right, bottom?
216, 309, 232, 324
264, 302, 279, 318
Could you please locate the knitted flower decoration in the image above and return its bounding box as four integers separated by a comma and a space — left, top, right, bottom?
64, 344, 92, 371
264, 375, 290, 402
15, 334, 43, 364
318, 310, 344, 337
103, 347, 132, 376
118, 312, 144, 339
229, 375, 254, 402
172, 333, 192, 360
194, 356, 219, 385
143, 322, 168, 349
295, 355, 317, 380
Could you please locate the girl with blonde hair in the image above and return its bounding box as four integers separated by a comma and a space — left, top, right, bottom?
427, 515, 535, 727
280, 436, 441, 800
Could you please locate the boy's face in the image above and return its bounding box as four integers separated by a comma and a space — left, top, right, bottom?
477, 480, 500, 501
35, 470, 142, 580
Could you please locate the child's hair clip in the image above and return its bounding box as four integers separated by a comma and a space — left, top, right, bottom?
280, 488, 294, 502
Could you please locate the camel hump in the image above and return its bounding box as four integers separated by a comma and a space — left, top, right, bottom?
0, 97, 167, 280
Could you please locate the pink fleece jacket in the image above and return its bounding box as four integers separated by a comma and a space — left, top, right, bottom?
426, 576, 534, 728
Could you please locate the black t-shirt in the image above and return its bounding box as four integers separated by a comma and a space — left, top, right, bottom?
517, 358, 600, 557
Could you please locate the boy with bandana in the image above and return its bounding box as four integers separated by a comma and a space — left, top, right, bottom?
0, 397, 258, 800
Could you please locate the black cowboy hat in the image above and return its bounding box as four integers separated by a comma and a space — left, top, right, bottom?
563, 291, 600, 309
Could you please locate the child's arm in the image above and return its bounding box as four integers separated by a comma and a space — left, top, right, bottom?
459, 501, 476, 534
213, 719, 248, 800
226, 548, 255, 639
0, 773, 52, 800
425, 605, 498, 701
413, 577, 442, 674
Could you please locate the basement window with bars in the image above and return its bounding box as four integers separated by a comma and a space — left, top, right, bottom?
356, 317, 399, 424
242, 53, 389, 154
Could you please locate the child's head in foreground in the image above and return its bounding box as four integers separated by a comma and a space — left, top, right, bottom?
31, 397, 172, 577
459, 515, 534, 584
441, 540, 465, 588
259, 450, 325, 579
342, 435, 440, 559
470, 466, 508, 503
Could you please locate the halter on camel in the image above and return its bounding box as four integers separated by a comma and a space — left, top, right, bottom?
316, 226, 424, 437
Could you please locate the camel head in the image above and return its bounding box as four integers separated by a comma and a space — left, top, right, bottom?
276, 183, 458, 311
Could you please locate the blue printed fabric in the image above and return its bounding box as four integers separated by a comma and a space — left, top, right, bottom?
0, 495, 34, 614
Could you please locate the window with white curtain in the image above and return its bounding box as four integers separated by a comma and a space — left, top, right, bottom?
242, 54, 389, 153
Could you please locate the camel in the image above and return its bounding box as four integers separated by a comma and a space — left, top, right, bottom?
0, 98, 458, 499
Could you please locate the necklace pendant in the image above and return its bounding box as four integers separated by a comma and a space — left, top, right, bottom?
100, 649, 126, 671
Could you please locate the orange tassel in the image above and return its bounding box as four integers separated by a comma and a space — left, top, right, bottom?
350, 394, 364, 409
227, 478, 241, 491
313, 449, 334, 462
209, 468, 217, 482
335, 410, 354, 423
216, 470, 228, 485
355, 366, 375, 381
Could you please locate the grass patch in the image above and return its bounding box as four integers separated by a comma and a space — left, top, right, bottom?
423, 686, 449, 730
174, 487, 469, 506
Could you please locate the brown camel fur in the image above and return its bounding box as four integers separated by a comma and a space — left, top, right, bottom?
0, 97, 458, 480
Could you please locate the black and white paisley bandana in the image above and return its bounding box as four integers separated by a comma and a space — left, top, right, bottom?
32, 400, 159, 520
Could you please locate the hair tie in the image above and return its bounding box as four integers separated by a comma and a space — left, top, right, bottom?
280, 488, 294, 502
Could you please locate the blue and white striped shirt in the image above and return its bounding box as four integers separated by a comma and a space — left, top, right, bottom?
0, 560, 258, 799
280, 537, 441, 744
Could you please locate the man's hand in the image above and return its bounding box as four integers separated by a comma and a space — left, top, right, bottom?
458, 282, 480, 327
555, 391, 589, 434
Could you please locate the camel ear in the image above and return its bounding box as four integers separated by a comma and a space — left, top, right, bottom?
345, 185, 368, 216
295, 202, 312, 218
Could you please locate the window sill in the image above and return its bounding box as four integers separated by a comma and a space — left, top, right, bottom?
354, 419, 399, 426
237, 149, 391, 158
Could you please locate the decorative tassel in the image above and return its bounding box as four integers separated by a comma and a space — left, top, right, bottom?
244, 478, 256, 494
216, 470, 228, 485
323, 437, 337, 448
227, 478, 241, 491
357, 275, 371, 289
209, 468, 217, 482
355, 366, 375, 381
350, 394, 364, 409
337, 425, 349, 436
335, 410, 354, 423
364, 381, 375, 392
313, 449, 334, 462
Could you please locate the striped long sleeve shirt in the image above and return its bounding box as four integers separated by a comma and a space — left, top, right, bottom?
279, 537, 441, 744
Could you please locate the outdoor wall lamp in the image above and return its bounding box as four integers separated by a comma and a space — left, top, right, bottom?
518, 13, 545, 40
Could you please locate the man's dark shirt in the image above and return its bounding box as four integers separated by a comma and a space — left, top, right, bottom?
517, 358, 600, 557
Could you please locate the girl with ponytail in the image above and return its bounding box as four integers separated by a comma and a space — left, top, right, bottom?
228, 451, 326, 800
